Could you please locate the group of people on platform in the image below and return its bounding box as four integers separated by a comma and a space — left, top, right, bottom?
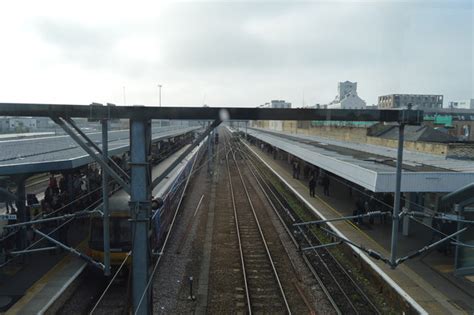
307, 169, 330, 197
256, 140, 389, 226
0, 156, 129, 260
41, 167, 102, 217
253, 138, 462, 260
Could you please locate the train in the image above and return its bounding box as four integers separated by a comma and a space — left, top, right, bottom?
87, 142, 204, 267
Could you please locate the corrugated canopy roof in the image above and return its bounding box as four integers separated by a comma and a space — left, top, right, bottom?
0, 126, 199, 176
248, 128, 474, 193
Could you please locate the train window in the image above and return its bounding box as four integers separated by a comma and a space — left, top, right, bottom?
89, 217, 131, 251
89, 218, 104, 250
113, 218, 132, 250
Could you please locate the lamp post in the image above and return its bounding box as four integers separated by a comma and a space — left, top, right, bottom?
122, 86, 126, 105
157, 84, 162, 107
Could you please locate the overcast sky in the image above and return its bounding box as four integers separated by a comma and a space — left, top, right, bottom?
0, 0, 472, 107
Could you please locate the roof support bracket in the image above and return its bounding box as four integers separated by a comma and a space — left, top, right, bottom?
62, 116, 130, 181
50, 115, 131, 195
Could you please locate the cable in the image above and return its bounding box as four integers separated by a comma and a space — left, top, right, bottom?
90, 200, 139, 314
1, 217, 76, 268
89, 251, 132, 314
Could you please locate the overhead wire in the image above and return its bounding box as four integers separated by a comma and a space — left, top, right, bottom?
238, 133, 471, 266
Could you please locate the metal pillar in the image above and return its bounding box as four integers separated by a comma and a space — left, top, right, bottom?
245, 121, 248, 140
130, 119, 151, 315
402, 192, 411, 236
15, 177, 27, 251
390, 123, 405, 268
454, 203, 462, 273
101, 119, 111, 276
207, 125, 212, 176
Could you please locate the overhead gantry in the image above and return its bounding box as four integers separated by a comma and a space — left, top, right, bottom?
0, 102, 422, 315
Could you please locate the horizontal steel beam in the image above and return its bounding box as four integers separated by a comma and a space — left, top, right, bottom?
0, 103, 423, 124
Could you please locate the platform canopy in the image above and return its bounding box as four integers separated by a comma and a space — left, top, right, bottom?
248, 128, 474, 193
0, 126, 198, 176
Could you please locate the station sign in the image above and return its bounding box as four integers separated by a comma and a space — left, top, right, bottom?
0, 214, 16, 221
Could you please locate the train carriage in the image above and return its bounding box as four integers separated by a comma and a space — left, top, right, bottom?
87, 141, 204, 267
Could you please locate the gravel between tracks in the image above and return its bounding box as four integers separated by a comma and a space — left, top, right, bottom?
152, 152, 213, 314
241, 154, 337, 315
151, 129, 340, 314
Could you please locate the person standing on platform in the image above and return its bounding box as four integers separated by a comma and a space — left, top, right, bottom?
292, 159, 297, 178
295, 161, 301, 180
1, 186, 16, 214
321, 174, 330, 196
49, 175, 59, 195
309, 176, 316, 197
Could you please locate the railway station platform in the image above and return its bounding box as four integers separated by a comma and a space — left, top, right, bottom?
245, 139, 474, 314
0, 126, 201, 313
0, 219, 88, 314
6, 252, 86, 314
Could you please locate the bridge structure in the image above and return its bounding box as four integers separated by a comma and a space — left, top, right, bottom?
0, 102, 422, 314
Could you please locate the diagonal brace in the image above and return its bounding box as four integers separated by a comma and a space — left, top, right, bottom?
34, 228, 104, 270
63, 116, 130, 181
395, 227, 467, 266
294, 211, 390, 226
51, 115, 131, 194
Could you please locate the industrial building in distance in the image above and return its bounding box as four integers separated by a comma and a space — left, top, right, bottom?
378, 94, 444, 109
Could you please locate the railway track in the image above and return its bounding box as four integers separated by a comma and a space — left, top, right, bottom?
224, 134, 292, 314
233, 130, 381, 315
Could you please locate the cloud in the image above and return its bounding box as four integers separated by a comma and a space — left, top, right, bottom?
0, 0, 471, 107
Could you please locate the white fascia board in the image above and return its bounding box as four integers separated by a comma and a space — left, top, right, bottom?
253, 131, 474, 193
376, 172, 474, 193
254, 133, 379, 191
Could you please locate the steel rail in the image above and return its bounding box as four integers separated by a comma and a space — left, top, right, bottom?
224, 135, 252, 314
228, 135, 292, 314
237, 145, 335, 315
237, 137, 380, 315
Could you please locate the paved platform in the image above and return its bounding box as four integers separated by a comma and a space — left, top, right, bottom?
0, 219, 88, 313
6, 254, 86, 314
247, 141, 474, 315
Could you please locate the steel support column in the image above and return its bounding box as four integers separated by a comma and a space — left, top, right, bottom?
245, 121, 248, 140
102, 119, 111, 276
454, 203, 463, 273
130, 119, 151, 315
15, 177, 27, 252
390, 123, 405, 267
207, 123, 212, 176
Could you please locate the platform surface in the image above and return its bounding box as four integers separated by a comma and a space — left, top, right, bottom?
5, 254, 86, 315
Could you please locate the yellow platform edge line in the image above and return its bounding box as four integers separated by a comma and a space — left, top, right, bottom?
6, 240, 88, 315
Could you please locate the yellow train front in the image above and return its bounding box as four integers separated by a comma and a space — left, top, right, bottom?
88, 193, 132, 266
